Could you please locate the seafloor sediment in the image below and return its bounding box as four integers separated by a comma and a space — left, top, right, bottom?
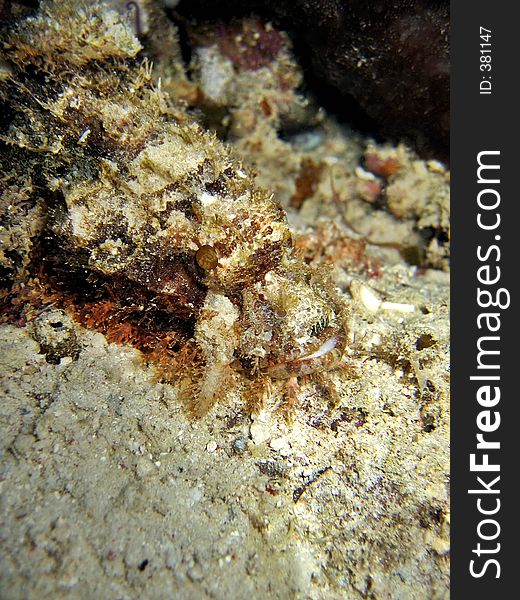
0, 1, 449, 598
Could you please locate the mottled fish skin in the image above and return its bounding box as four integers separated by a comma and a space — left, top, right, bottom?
1, 0, 348, 413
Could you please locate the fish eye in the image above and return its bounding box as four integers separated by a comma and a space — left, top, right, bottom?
196, 245, 219, 270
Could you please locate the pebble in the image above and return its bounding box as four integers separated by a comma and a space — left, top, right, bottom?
206, 440, 218, 453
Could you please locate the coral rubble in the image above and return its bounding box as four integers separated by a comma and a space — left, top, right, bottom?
176, 0, 450, 161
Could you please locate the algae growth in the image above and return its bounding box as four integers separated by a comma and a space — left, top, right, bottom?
0, 1, 449, 598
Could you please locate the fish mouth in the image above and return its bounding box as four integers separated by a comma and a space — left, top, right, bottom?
266, 333, 343, 379
294, 335, 338, 362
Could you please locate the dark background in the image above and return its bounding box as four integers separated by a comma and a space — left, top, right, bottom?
451, 1, 515, 596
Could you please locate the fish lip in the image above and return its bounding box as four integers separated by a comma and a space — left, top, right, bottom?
294, 335, 338, 362
265, 334, 340, 376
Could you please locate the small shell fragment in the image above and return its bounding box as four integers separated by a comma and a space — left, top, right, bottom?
351, 281, 416, 315
380, 301, 416, 313
350, 280, 381, 313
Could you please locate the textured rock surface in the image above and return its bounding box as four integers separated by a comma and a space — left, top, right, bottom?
176, 0, 450, 161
